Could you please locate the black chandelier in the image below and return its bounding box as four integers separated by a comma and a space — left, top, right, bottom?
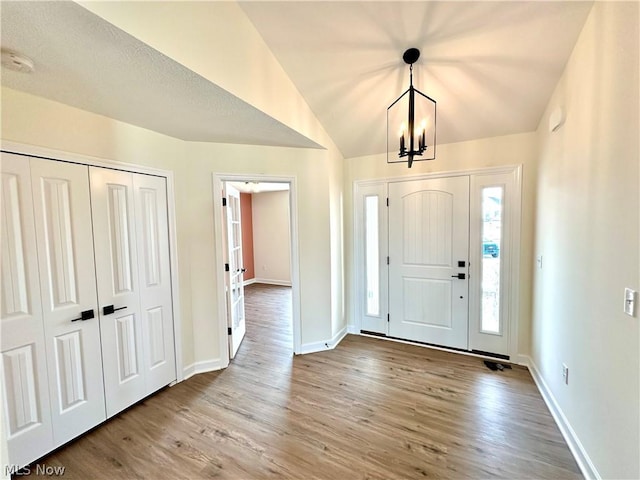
387, 48, 436, 168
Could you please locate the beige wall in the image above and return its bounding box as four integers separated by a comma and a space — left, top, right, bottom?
80, 0, 348, 348
329, 141, 345, 337
1, 86, 341, 367
252, 190, 292, 285
532, 2, 639, 478
3, 2, 638, 476
343, 131, 539, 358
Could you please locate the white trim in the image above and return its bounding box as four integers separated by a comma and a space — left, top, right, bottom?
243, 278, 257, 287
358, 332, 515, 363
508, 166, 523, 361
347, 324, 359, 334
352, 164, 523, 361
182, 358, 225, 381
252, 278, 292, 287
514, 354, 530, 367
0, 140, 185, 382
213, 173, 302, 359
468, 168, 522, 357
357, 164, 524, 186
524, 355, 600, 480
353, 182, 389, 335
1, 140, 173, 177
299, 326, 348, 355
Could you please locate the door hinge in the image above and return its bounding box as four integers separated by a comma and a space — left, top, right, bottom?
386, 197, 389, 207
225, 263, 230, 272
387, 313, 390, 322
387, 256, 390, 265
222, 197, 227, 207
228, 327, 232, 335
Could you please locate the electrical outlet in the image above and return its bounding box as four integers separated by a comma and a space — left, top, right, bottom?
624, 288, 637, 316
562, 364, 569, 385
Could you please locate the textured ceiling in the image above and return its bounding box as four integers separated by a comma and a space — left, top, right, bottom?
1, 1, 593, 159
0, 1, 322, 149
239, 1, 593, 158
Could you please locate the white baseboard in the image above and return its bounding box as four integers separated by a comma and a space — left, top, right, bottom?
182, 358, 225, 381
525, 355, 600, 480
515, 354, 530, 367
347, 324, 359, 334
243, 278, 256, 287
299, 325, 348, 355
253, 278, 292, 287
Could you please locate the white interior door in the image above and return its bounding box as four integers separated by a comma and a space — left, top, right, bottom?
388, 176, 470, 349
225, 184, 246, 359
29, 159, 106, 447
89, 167, 144, 418
1, 153, 53, 467
132, 174, 176, 393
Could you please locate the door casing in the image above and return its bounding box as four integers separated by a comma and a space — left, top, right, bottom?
223, 183, 247, 359
353, 165, 522, 360
212, 173, 302, 362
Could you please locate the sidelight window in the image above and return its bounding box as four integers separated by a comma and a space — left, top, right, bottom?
480, 186, 503, 334
365, 195, 380, 316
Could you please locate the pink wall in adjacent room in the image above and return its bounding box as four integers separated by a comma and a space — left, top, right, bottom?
240, 192, 255, 280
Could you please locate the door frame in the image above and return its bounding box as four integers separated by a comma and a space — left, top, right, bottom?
353, 164, 522, 360
0, 140, 184, 381
223, 182, 247, 359
212, 173, 301, 362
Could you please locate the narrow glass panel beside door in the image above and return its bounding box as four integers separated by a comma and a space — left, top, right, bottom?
480, 187, 503, 334
365, 195, 380, 317
356, 182, 388, 335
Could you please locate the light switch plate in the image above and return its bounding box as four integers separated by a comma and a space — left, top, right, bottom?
624, 288, 637, 317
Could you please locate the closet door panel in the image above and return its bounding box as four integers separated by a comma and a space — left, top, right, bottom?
30, 159, 106, 446
0, 153, 53, 467
89, 167, 144, 417
133, 174, 176, 394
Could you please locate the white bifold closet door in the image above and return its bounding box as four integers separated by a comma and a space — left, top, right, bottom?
132, 173, 176, 395
1, 154, 54, 468
30, 159, 107, 446
1, 155, 176, 466
89, 167, 175, 418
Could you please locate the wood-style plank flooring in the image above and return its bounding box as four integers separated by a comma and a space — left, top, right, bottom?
24, 284, 582, 479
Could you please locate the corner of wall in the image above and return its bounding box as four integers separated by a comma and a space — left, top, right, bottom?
525, 356, 601, 480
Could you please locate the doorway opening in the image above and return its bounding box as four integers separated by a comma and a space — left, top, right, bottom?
212, 174, 300, 366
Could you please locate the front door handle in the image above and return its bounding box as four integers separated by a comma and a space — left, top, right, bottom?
451, 273, 466, 280
102, 305, 127, 315
71, 309, 95, 322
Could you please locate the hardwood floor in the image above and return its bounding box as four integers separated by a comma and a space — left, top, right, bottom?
24, 283, 582, 479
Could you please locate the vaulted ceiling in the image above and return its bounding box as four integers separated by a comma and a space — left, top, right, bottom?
1, 1, 593, 159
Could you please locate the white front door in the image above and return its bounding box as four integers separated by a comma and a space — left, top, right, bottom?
89, 167, 145, 418
388, 176, 470, 349
225, 184, 246, 359
29, 159, 107, 446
